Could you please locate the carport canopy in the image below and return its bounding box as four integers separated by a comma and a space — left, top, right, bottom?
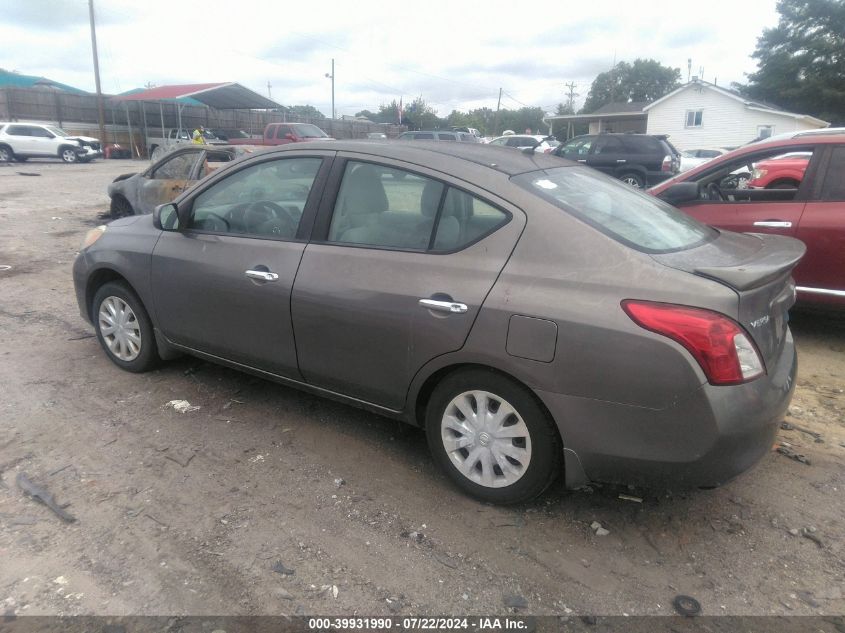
112, 82, 280, 109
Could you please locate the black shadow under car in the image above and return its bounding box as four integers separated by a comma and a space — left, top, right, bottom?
74, 141, 802, 504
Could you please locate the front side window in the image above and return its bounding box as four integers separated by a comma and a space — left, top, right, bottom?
327, 161, 509, 251
276, 126, 292, 139
294, 124, 328, 139
685, 110, 703, 127
514, 166, 715, 253
188, 157, 321, 238
561, 137, 593, 155
152, 152, 201, 180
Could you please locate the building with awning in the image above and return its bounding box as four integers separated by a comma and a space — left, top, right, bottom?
543, 102, 649, 139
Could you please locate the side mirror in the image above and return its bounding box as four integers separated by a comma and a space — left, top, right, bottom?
154, 203, 180, 231
657, 182, 701, 206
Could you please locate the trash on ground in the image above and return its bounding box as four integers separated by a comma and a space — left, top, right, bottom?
165, 400, 200, 413
776, 444, 811, 465
18, 172, 41, 177
334, 477, 346, 488
801, 527, 824, 548
164, 450, 196, 468
780, 421, 823, 443
271, 561, 295, 575
16, 472, 77, 523
618, 493, 643, 503
672, 594, 701, 617
590, 521, 610, 536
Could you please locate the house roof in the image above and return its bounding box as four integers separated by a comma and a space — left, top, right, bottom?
112, 82, 280, 109
0, 69, 88, 94
592, 101, 650, 115
643, 79, 829, 127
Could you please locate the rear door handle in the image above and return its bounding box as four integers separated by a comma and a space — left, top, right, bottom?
577, 159, 587, 163
753, 221, 792, 228
419, 299, 468, 314
245, 269, 279, 281
616, 159, 627, 163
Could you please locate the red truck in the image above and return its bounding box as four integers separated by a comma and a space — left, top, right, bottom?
226, 122, 334, 146
747, 152, 810, 188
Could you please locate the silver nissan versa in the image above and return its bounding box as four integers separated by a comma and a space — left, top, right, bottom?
73, 141, 803, 504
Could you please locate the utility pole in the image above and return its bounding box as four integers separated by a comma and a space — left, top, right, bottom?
492, 87, 502, 136
88, 0, 106, 145
267, 81, 272, 100
564, 81, 578, 111
325, 59, 335, 119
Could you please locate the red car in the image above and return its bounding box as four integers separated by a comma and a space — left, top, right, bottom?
747, 152, 811, 189
650, 133, 845, 308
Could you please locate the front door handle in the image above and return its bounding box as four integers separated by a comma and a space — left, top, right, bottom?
245, 269, 279, 281
419, 299, 468, 314
753, 221, 792, 228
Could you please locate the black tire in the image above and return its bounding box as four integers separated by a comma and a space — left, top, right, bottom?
0, 145, 13, 162
769, 180, 800, 190
110, 196, 135, 219
60, 146, 78, 163
618, 172, 646, 188
92, 281, 160, 373
425, 368, 562, 504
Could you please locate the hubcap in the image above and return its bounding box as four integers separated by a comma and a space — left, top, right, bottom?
98, 296, 142, 361
63, 149, 77, 162
623, 177, 641, 188
0, 149, 9, 161
440, 390, 532, 488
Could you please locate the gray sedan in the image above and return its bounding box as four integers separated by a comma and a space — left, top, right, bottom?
74, 141, 802, 504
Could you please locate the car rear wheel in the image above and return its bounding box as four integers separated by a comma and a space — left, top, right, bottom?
0, 145, 13, 162
61, 147, 78, 163
619, 172, 646, 188
425, 369, 561, 504
92, 281, 160, 372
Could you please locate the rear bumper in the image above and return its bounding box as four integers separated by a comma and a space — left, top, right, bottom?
538, 328, 797, 489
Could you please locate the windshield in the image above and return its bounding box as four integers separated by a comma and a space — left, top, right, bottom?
46, 126, 70, 137
514, 166, 716, 253
295, 124, 328, 138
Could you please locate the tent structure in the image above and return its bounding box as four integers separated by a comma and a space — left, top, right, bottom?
113, 82, 280, 110
111, 82, 281, 157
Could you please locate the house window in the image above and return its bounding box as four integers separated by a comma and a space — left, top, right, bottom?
685, 110, 703, 127
757, 125, 774, 139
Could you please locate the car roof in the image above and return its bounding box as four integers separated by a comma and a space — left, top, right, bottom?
257, 139, 567, 176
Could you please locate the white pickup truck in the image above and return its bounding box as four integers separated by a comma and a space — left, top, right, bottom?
0, 122, 102, 163
147, 128, 226, 159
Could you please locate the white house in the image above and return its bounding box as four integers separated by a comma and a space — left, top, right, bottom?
645, 79, 829, 150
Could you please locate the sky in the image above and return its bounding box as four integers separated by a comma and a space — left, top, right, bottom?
0, 0, 782, 118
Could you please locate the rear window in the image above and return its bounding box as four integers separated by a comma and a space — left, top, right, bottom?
514, 166, 716, 253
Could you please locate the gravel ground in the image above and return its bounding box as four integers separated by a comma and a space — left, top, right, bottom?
0, 159, 843, 618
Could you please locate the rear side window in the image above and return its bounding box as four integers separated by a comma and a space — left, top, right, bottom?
414, 133, 435, 140
622, 136, 661, 153
153, 152, 201, 180
6, 125, 30, 136
436, 133, 457, 141
327, 161, 509, 252
514, 166, 715, 253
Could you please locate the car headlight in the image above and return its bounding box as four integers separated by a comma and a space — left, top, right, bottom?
81, 225, 107, 250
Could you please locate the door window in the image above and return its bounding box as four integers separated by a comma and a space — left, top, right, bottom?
561, 137, 592, 155
414, 132, 435, 139
152, 152, 201, 180
436, 132, 457, 141
327, 161, 509, 251
592, 136, 624, 154
820, 146, 845, 200
29, 126, 54, 138
276, 126, 292, 139
188, 157, 321, 238
6, 125, 31, 136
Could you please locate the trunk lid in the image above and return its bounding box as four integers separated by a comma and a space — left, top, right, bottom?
651, 231, 805, 370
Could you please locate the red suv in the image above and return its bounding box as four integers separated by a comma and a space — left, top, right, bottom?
650, 133, 845, 308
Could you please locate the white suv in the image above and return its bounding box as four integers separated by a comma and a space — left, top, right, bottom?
0, 122, 102, 163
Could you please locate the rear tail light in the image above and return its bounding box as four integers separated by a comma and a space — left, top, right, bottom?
622, 300, 765, 385
661, 155, 677, 172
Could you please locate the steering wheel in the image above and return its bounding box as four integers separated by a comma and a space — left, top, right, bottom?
193, 211, 230, 232
279, 183, 311, 201
245, 200, 296, 235
705, 182, 724, 201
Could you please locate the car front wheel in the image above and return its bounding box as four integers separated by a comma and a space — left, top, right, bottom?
426, 369, 561, 504
61, 147, 79, 163
619, 172, 646, 188
92, 281, 160, 372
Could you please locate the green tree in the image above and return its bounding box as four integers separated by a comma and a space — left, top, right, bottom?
742, 0, 845, 124
582, 59, 681, 113
285, 105, 325, 119
496, 107, 547, 135
402, 96, 442, 130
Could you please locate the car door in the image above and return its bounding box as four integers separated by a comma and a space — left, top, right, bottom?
588, 135, 625, 176
150, 153, 331, 377
4, 125, 36, 154
28, 126, 58, 156
794, 144, 845, 301
290, 156, 525, 410
137, 150, 204, 214
557, 136, 594, 163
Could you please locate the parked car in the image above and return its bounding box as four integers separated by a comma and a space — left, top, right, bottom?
225, 122, 334, 146
366, 132, 388, 139
147, 127, 228, 158
107, 145, 261, 217
75, 141, 801, 503
551, 133, 680, 188
747, 152, 811, 189
397, 130, 479, 142
680, 148, 729, 172
488, 134, 559, 153
0, 122, 102, 163
651, 134, 845, 308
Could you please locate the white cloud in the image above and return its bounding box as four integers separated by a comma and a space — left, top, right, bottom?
0, 0, 780, 116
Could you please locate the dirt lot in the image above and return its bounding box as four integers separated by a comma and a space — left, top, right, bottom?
0, 159, 843, 618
